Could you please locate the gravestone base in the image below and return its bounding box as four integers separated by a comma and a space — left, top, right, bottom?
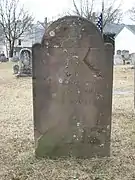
16, 73, 32, 78
36, 146, 110, 159
35, 140, 110, 158
16, 70, 32, 78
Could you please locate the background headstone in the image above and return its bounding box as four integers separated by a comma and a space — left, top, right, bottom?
116, 50, 121, 55
122, 50, 129, 60
103, 33, 115, 55
11, 55, 19, 62
14, 48, 32, 77
130, 53, 135, 65
114, 54, 123, 65
32, 16, 113, 158
122, 50, 130, 64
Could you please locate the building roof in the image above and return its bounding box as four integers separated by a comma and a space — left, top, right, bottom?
126, 25, 135, 35
103, 23, 125, 35
104, 23, 135, 36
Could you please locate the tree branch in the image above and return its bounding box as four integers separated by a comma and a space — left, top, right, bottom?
70, 0, 123, 28
0, 0, 34, 57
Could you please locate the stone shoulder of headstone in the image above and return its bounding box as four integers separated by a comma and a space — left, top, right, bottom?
32, 15, 113, 158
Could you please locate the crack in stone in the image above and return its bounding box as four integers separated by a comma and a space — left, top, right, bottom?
83, 47, 103, 78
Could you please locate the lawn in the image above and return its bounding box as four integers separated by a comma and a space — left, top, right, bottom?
0, 62, 134, 180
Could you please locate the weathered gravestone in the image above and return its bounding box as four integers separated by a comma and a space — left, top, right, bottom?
130, 53, 135, 65
32, 16, 113, 158
13, 48, 32, 77
114, 54, 123, 65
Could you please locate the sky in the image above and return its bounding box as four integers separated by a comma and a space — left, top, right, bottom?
20, 0, 135, 24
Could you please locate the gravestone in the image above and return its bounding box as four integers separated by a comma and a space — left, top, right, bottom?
122, 50, 129, 60
121, 50, 130, 65
114, 54, 123, 65
103, 33, 115, 55
116, 50, 121, 55
13, 48, 32, 77
32, 16, 113, 158
130, 53, 135, 65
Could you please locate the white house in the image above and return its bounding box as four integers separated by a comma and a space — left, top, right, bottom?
104, 23, 135, 55
0, 23, 45, 57
104, 23, 135, 64
0, 42, 7, 54
115, 25, 135, 54
12, 23, 45, 57
0, 28, 7, 55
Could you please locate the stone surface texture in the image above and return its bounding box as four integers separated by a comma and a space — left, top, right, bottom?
32, 16, 113, 158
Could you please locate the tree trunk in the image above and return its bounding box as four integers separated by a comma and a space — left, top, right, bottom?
9, 48, 14, 58
9, 41, 14, 58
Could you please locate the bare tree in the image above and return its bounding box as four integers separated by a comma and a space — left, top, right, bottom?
71, 0, 123, 28
0, 0, 34, 57
128, 5, 135, 22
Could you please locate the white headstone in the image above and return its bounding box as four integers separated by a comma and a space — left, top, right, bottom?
114, 55, 123, 65
130, 53, 135, 65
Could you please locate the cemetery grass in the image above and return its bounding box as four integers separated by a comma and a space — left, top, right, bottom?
0, 62, 135, 180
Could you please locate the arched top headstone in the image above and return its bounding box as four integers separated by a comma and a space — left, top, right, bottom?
19, 48, 32, 66
35, 16, 112, 79
41, 16, 104, 49
117, 50, 121, 55
32, 15, 113, 158
19, 48, 32, 58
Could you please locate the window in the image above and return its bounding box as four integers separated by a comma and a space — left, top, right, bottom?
18, 39, 21, 45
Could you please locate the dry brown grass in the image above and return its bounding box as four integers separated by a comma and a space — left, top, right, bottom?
0, 62, 134, 180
